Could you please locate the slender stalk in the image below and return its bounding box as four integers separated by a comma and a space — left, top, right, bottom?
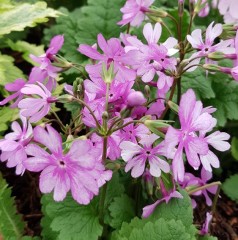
51, 111, 66, 132
211, 184, 221, 215
111, 120, 144, 133
160, 78, 178, 119
187, 181, 221, 195
73, 97, 101, 129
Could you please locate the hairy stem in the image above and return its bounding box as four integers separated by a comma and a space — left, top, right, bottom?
187, 181, 221, 195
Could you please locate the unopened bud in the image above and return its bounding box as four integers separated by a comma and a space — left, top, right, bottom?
207, 52, 226, 60
178, 0, 184, 17
168, 101, 179, 113
73, 78, 84, 96
203, 64, 222, 72
148, 8, 168, 18
101, 62, 115, 84
102, 111, 109, 120
52, 55, 72, 69
127, 91, 146, 107
57, 94, 74, 103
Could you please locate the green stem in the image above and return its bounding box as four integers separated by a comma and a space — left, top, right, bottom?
73, 97, 101, 129
111, 120, 144, 133
51, 111, 66, 132
211, 184, 221, 215
187, 181, 221, 195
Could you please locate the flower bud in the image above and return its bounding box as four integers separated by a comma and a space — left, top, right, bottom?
102, 111, 109, 120
101, 62, 115, 84
148, 8, 168, 18
52, 55, 72, 69
127, 91, 146, 107
57, 94, 74, 103
202, 64, 221, 72
207, 52, 226, 60
178, 0, 184, 17
168, 101, 179, 113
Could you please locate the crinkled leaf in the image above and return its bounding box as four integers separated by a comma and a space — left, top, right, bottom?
0, 174, 25, 239
149, 190, 194, 230
41, 194, 102, 240
6, 40, 44, 65
0, 107, 19, 132
0, 54, 24, 86
181, 70, 215, 100
108, 194, 135, 229
0, 1, 61, 36
128, 219, 192, 240
204, 78, 238, 126
222, 174, 238, 203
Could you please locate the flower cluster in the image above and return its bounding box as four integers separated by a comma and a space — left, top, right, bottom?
0, 1, 236, 236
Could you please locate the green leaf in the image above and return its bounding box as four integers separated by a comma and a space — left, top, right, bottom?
149, 190, 194, 230
0, 107, 19, 132
44, 0, 126, 63
198, 235, 218, 240
222, 174, 238, 203
128, 219, 192, 240
108, 194, 136, 229
6, 40, 44, 65
0, 174, 25, 239
75, 0, 126, 44
41, 194, 102, 240
181, 70, 215, 100
0, 1, 61, 36
231, 137, 238, 161
112, 190, 197, 240
104, 172, 125, 225
204, 78, 238, 126
0, 54, 24, 86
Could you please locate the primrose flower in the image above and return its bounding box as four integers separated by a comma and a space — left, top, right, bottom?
201, 212, 212, 235
218, 0, 238, 23
120, 134, 170, 178
30, 35, 64, 88
187, 22, 234, 71
164, 89, 215, 181
24, 125, 110, 204
78, 34, 136, 82
0, 116, 32, 175
118, 0, 154, 27
124, 23, 178, 92
18, 82, 57, 123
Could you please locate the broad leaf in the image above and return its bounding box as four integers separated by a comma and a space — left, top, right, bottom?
108, 194, 135, 229
0, 107, 19, 132
0, 53, 24, 86
6, 40, 44, 65
0, 174, 25, 239
0, 1, 61, 36
222, 174, 238, 203
41, 194, 102, 240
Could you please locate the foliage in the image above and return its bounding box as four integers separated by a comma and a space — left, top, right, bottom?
41, 194, 102, 240
0, 1, 61, 36
222, 174, 238, 203
231, 137, 238, 161
0, 174, 25, 239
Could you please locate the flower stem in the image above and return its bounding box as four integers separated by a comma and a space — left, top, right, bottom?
187, 181, 221, 195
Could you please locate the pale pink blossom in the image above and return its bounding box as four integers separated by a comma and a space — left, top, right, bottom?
24, 125, 111, 204
0, 116, 32, 175
18, 82, 57, 123
120, 134, 170, 178
118, 0, 154, 27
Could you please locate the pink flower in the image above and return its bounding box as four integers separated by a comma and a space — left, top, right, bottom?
0, 78, 26, 108
0, 116, 32, 175
127, 91, 146, 106
118, 0, 154, 27
201, 212, 212, 235
30, 35, 64, 89
78, 34, 136, 82
120, 119, 150, 143
200, 131, 230, 172
18, 82, 57, 123
120, 134, 170, 178
24, 125, 111, 204
124, 23, 177, 92
187, 22, 234, 71
218, 0, 238, 23
142, 190, 183, 218
164, 89, 215, 181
